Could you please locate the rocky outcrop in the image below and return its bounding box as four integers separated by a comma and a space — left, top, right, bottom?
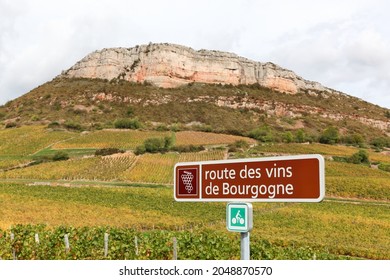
61, 43, 334, 95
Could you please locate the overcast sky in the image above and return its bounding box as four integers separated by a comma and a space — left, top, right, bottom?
1, 0, 389, 109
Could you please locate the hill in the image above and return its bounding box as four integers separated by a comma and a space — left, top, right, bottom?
1, 43, 389, 145
0, 77, 389, 145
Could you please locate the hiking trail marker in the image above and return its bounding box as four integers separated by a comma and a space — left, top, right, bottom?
174, 154, 325, 259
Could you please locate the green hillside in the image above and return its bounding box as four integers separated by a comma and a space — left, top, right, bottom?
1, 78, 389, 145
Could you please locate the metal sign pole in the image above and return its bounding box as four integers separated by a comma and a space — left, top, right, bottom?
240, 231, 250, 260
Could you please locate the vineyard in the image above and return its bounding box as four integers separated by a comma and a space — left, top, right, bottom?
175, 131, 257, 146
51, 129, 255, 150
52, 130, 171, 150
0, 158, 31, 170
0, 125, 389, 260
0, 183, 389, 260
0, 225, 353, 260
0, 150, 225, 183
252, 143, 390, 163
0, 126, 74, 156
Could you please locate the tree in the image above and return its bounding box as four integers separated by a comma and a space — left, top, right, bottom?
371, 137, 390, 149
295, 129, 306, 143
342, 133, 365, 147
282, 132, 293, 143
135, 136, 174, 154
319, 126, 339, 144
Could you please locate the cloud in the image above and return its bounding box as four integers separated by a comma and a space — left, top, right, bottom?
0, 0, 389, 109
261, 8, 390, 108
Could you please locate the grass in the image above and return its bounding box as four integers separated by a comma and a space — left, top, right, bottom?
33, 148, 97, 158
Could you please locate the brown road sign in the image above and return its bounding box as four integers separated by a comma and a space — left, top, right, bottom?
174, 154, 325, 202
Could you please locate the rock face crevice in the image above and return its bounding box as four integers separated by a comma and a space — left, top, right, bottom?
62, 43, 334, 95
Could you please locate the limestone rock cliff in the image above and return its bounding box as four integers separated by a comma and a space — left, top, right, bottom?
62, 43, 334, 95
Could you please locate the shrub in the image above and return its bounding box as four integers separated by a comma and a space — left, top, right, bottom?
134, 145, 146, 155
95, 148, 125, 156
197, 125, 213, 133
172, 145, 205, 153
52, 151, 69, 161
347, 150, 369, 164
32, 155, 52, 164
247, 126, 274, 142
378, 163, 390, 172
64, 121, 82, 131
319, 126, 339, 144
228, 140, 250, 152
294, 129, 307, 143
30, 115, 40, 121
47, 122, 61, 129
144, 138, 167, 153
282, 132, 294, 143
333, 156, 348, 163
114, 118, 141, 129
135, 136, 174, 154
342, 133, 365, 147
126, 107, 134, 116
156, 124, 169, 131
91, 122, 104, 130
5, 122, 17, 128
370, 137, 390, 149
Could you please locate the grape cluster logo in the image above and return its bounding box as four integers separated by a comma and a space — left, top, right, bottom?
176, 166, 199, 198
181, 171, 194, 193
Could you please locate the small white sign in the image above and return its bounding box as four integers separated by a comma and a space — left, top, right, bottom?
226, 203, 253, 232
